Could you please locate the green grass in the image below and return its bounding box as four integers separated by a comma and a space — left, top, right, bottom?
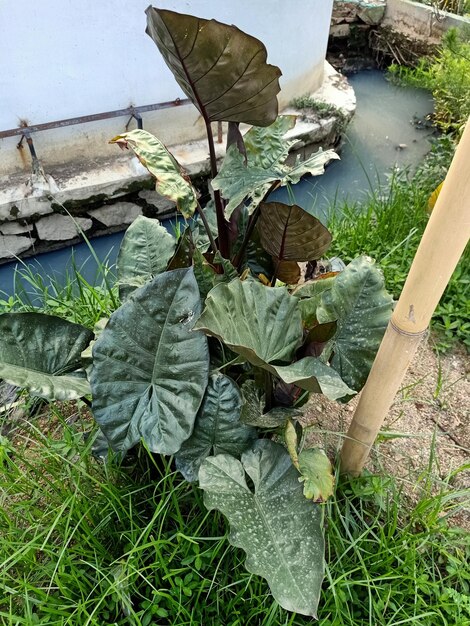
328, 135, 470, 351
0, 128, 468, 626
1, 405, 468, 626
289, 95, 348, 134
388, 28, 470, 135
0, 256, 119, 329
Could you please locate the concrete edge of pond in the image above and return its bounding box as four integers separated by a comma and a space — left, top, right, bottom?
0, 61, 356, 264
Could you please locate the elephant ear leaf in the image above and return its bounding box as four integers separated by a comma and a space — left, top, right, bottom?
145, 7, 281, 126
110, 130, 197, 217
259, 202, 332, 262
194, 279, 303, 366
117, 215, 176, 300
317, 256, 393, 391
176, 373, 257, 482
0, 313, 93, 400
91, 268, 209, 455
199, 440, 325, 617
194, 279, 353, 401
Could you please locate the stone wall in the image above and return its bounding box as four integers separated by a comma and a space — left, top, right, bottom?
329, 1, 387, 70
0, 63, 356, 264
329, 0, 469, 70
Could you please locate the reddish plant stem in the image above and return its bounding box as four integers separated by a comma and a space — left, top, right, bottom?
232, 181, 281, 270
205, 120, 230, 258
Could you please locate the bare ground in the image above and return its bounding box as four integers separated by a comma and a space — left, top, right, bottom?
304, 335, 470, 527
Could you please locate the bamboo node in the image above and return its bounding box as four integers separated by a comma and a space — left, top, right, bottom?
390, 319, 429, 338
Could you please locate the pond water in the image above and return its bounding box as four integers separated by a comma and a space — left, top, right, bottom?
271, 69, 434, 219
0, 70, 433, 300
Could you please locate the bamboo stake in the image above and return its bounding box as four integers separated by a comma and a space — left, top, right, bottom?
340, 118, 470, 475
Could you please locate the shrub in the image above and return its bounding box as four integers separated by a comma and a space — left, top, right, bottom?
0, 7, 397, 618
388, 28, 470, 135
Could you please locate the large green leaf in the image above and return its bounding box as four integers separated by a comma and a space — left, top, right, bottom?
258, 202, 332, 262
146, 7, 281, 126
110, 130, 197, 217
243, 115, 297, 169
91, 268, 209, 455
117, 216, 176, 300
199, 440, 325, 617
176, 374, 257, 482
0, 313, 93, 400
317, 256, 393, 391
194, 279, 303, 366
213, 144, 338, 217
271, 357, 354, 401
194, 279, 353, 400
292, 276, 337, 299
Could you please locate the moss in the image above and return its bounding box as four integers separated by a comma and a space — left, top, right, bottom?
50, 194, 108, 216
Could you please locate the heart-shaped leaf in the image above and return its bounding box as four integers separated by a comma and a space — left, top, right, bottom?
146, 7, 281, 126
259, 202, 332, 262
243, 115, 297, 169
317, 256, 393, 391
271, 358, 354, 401
0, 313, 93, 400
110, 130, 197, 217
117, 216, 176, 300
194, 279, 303, 366
194, 279, 353, 400
176, 374, 257, 482
91, 268, 209, 455
199, 440, 325, 617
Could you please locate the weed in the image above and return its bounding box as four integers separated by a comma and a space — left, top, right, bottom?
388, 28, 470, 135
290, 95, 349, 134
0, 405, 468, 625
328, 135, 469, 351
0, 256, 118, 329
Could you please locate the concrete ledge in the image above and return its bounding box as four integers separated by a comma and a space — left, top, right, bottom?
0, 61, 356, 262
383, 0, 470, 42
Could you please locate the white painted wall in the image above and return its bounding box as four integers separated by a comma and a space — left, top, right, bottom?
0, 0, 334, 175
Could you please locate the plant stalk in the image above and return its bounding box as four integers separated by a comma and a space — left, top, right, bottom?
205, 120, 230, 258
340, 116, 470, 475
195, 201, 218, 255
232, 181, 281, 269
232, 204, 261, 269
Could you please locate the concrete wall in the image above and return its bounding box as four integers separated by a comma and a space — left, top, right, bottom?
0, 0, 334, 176
383, 0, 470, 41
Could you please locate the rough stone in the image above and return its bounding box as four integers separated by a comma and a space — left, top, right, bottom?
0, 234, 35, 260
330, 23, 351, 38
35, 214, 92, 241
138, 189, 177, 215
332, 1, 359, 21
0, 221, 33, 235
358, 3, 386, 25
88, 201, 142, 227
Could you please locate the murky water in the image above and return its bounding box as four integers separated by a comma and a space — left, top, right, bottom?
0, 70, 433, 299
270, 69, 434, 220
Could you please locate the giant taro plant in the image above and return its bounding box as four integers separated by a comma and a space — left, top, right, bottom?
0, 7, 393, 617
